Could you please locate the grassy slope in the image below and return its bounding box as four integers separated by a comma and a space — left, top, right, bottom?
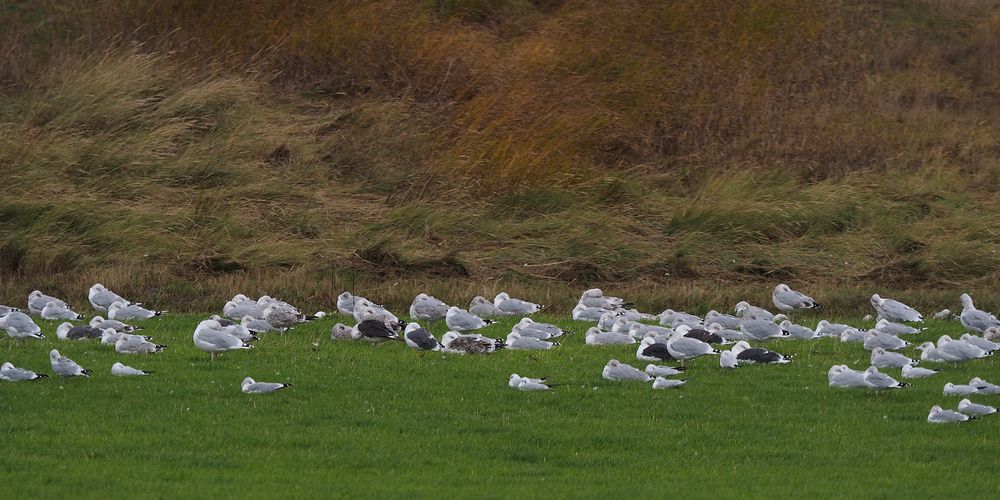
1, 0, 1000, 311
1, 312, 998, 497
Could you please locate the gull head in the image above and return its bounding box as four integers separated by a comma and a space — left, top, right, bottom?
508, 374, 522, 388
582, 288, 602, 298
404, 322, 421, 334
734, 301, 750, 315
441, 331, 460, 347
49, 349, 60, 361
960, 293, 974, 309
870, 294, 882, 308
241, 377, 256, 389
56, 322, 73, 340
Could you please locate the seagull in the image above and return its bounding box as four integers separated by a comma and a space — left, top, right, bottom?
223, 300, 264, 320
242, 315, 284, 334
657, 309, 702, 328
493, 292, 542, 316
874, 319, 923, 336
936, 335, 991, 363
704, 310, 742, 329
959, 294, 1000, 333
49, 349, 91, 377
88, 284, 136, 312
40, 301, 84, 321
863, 330, 910, 351
602, 359, 652, 382
445, 306, 492, 332
108, 301, 165, 321
720, 350, 738, 369
652, 377, 687, 389
915, 342, 947, 363
598, 311, 627, 331
111, 362, 152, 377
870, 294, 922, 323
409, 294, 449, 324
863, 366, 909, 389
469, 296, 499, 319
933, 309, 953, 320
585, 327, 635, 346
828, 365, 866, 388
958, 399, 996, 417
901, 364, 938, 379
336, 292, 360, 315
739, 319, 788, 342
55, 322, 104, 341
840, 328, 866, 343
705, 323, 744, 342
263, 303, 309, 329
969, 377, 1000, 394
780, 320, 817, 340
353, 304, 404, 332
960, 334, 1000, 352
512, 318, 568, 339
676, 325, 726, 344
192, 320, 253, 360
986, 327, 1000, 343
208, 315, 237, 327
508, 374, 551, 391
330, 323, 354, 341
578, 288, 628, 310
665, 330, 719, 365
0, 311, 44, 340
870, 347, 916, 368
645, 364, 686, 377
635, 337, 676, 362
116, 334, 167, 354
927, 406, 971, 423
815, 320, 853, 337
241, 377, 291, 394
0, 305, 19, 316
734, 301, 774, 322
629, 323, 673, 340
27, 290, 72, 315
356, 319, 402, 344
943, 382, 980, 396
90, 316, 140, 333
506, 332, 558, 350
771, 284, 821, 312
731, 341, 792, 364
572, 303, 610, 321
403, 323, 442, 351
441, 331, 505, 355
1, 362, 49, 381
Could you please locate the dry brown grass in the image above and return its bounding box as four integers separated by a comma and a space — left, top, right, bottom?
2, 1, 1000, 310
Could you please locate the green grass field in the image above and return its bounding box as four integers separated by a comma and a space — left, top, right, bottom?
2, 313, 998, 498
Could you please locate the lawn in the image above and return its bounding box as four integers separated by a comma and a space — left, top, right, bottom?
1, 313, 998, 498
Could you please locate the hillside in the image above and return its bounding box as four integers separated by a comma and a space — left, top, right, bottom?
2, 0, 1000, 311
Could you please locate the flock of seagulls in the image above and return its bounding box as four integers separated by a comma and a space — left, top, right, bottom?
1, 283, 998, 421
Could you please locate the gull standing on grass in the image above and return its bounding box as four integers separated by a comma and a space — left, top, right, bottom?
509, 374, 551, 391
445, 306, 493, 332
771, 284, 821, 312
959, 294, 1000, 333
111, 362, 152, 377
108, 301, 165, 321
28, 290, 72, 316
1, 362, 48, 381
193, 320, 253, 360
0, 311, 44, 340
870, 294, 923, 323
50, 349, 91, 377
241, 377, 291, 394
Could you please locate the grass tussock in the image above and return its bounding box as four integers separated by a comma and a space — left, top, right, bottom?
1, 1, 1000, 310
